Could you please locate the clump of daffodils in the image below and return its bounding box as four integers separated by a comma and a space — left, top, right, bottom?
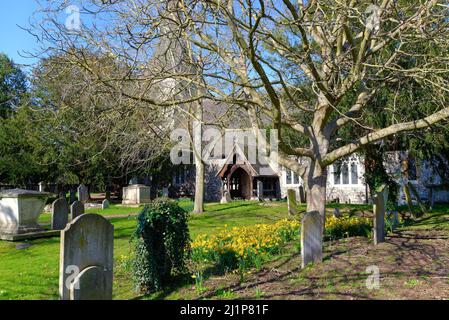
191, 219, 301, 271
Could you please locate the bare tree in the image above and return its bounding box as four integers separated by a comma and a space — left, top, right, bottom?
31, 0, 449, 222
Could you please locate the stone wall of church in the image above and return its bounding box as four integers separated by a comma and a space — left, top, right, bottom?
204, 163, 223, 202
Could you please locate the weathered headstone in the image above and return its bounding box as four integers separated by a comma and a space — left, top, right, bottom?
220, 190, 231, 204
38, 182, 46, 192
69, 190, 76, 205
51, 198, 69, 230
373, 186, 388, 245
162, 187, 169, 197
301, 211, 323, 268
77, 184, 89, 203
102, 199, 110, 210
333, 207, 342, 218
257, 181, 264, 201
287, 189, 297, 215
59, 214, 114, 300
298, 186, 305, 204
70, 201, 84, 221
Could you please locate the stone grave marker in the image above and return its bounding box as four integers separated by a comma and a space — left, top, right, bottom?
301, 211, 323, 268
333, 207, 341, 218
69, 190, 76, 205
59, 214, 114, 300
287, 189, 297, 215
257, 181, 264, 201
77, 184, 89, 203
220, 190, 231, 204
373, 186, 388, 245
70, 201, 84, 221
102, 199, 110, 210
52, 198, 69, 230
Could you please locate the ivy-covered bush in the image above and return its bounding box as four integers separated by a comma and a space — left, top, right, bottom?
132, 198, 191, 293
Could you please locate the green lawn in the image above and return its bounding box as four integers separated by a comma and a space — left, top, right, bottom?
0, 200, 294, 300
1, 200, 448, 300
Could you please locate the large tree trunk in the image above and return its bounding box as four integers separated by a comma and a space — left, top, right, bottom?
305, 160, 327, 226
192, 102, 204, 214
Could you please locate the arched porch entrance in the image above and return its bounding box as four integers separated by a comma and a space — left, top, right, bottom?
229, 167, 252, 199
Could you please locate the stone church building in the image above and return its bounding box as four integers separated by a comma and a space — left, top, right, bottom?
170, 130, 449, 205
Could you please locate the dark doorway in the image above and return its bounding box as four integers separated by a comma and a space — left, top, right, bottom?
229, 167, 252, 199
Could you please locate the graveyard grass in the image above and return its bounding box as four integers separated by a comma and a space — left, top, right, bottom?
0, 200, 448, 300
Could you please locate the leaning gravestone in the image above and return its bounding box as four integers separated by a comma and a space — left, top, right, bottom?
51, 198, 69, 230
59, 214, 114, 300
301, 211, 323, 268
70, 201, 84, 221
102, 199, 110, 210
373, 186, 388, 245
77, 184, 89, 203
287, 189, 297, 215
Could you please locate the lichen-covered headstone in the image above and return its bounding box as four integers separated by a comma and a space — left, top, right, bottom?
301, 211, 323, 268
77, 184, 89, 203
287, 189, 297, 215
70, 201, 84, 221
373, 186, 388, 245
59, 214, 114, 300
102, 199, 110, 210
51, 198, 69, 230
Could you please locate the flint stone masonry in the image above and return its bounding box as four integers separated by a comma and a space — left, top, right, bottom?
122, 185, 151, 205
52, 198, 69, 231
301, 211, 323, 268
59, 214, 114, 300
373, 186, 388, 245
77, 184, 89, 203
70, 201, 84, 221
0, 189, 51, 236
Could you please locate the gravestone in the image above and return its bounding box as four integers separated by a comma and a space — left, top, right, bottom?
162, 187, 169, 197
287, 189, 297, 215
257, 181, 264, 201
102, 199, 110, 210
69, 190, 76, 205
38, 182, 46, 192
220, 190, 231, 204
77, 184, 89, 203
298, 186, 305, 204
301, 211, 323, 268
51, 198, 69, 230
373, 186, 388, 245
388, 210, 399, 227
333, 207, 342, 218
59, 214, 114, 300
70, 201, 84, 221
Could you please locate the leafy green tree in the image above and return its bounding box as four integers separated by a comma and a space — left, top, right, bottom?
0, 53, 27, 118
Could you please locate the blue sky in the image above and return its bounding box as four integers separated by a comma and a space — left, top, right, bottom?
0, 1, 40, 67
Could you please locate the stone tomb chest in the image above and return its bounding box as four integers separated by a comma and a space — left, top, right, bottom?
122, 184, 151, 205
0, 189, 51, 238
